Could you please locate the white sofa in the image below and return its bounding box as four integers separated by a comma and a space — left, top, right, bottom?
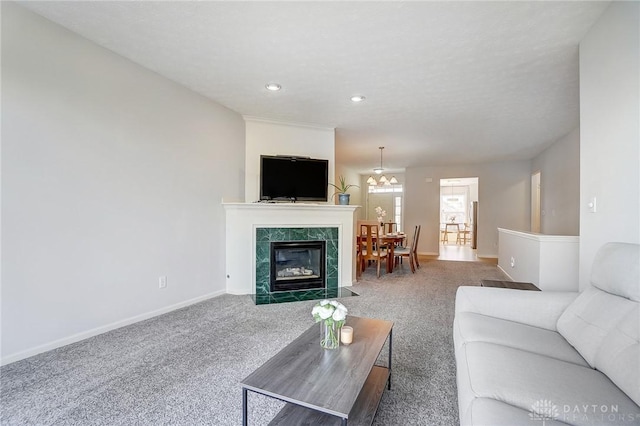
454, 242, 640, 425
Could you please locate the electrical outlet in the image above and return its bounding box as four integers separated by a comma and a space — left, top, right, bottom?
510, 257, 516, 268
159, 276, 167, 289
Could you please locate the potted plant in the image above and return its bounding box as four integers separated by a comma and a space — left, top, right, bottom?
329, 176, 359, 205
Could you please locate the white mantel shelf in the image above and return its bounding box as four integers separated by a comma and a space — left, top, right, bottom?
497, 228, 579, 291
223, 203, 360, 295
223, 202, 358, 212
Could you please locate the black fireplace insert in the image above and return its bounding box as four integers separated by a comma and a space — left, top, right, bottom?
270, 241, 326, 292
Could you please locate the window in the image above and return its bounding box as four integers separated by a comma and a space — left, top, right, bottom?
368, 184, 403, 194
441, 192, 467, 224
394, 196, 402, 231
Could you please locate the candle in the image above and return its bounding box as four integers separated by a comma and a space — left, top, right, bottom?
341, 326, 353, 345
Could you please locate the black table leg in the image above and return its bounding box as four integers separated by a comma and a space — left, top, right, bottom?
242, 387, 248, 426
342, 417, 348, 426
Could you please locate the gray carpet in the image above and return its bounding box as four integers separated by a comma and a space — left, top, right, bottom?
1, 259, 506, 425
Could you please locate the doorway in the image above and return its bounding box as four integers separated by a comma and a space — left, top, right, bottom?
439, 177, 479, 261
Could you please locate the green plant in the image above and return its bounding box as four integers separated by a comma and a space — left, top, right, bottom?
329, 175, 359, 197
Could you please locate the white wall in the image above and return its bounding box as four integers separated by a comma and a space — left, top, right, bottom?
333, 166, 362, 209
531, 127, 580, 236
1, 3, 245, 363
405, 161, 531, 257
579, 2, 640, 289
244, 118, 335, 203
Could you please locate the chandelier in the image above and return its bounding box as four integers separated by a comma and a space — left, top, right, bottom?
367, 146, 398, 186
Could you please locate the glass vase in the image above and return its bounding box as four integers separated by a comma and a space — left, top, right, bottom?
320, 321, 340, 350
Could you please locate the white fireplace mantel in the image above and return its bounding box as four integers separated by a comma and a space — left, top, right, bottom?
223, 203, 359, 295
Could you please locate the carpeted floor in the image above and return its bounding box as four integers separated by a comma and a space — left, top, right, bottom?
0, 259, 506, 425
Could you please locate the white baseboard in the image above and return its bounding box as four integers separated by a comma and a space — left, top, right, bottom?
1, 290, 225, 366
497, 265, 514, 281
477, 254, 498, 259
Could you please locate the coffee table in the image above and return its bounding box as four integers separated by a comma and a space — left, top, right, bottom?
241, 316, 394, 425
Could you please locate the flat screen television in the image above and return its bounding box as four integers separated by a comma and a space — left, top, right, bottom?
260, 155, 329, 202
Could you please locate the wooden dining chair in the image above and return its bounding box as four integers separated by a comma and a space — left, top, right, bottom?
356, 220, 379, 279
442, 223, 458, 244
383, 222, 397, 234
412, 225, 421, 268
457, 223, 471, 245
358, 221, 388, 278
379, 222, 399, 253
394, 225, 418, 273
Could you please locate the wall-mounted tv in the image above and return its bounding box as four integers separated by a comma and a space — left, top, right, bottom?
260, 155, 329, 202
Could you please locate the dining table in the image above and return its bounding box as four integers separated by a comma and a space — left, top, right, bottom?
442, 222, 461, 243
357, 232, 407, 273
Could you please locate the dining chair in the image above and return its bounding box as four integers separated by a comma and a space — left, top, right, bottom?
380, 222, 400, 253
358, 222, 388, 278
442, 223, 458, 244
413, 225, 421, 268
356, 220, 381, 271
457, 223, 471, 245
356, 220, 374, 281
383, 222, 397, 234
394, 225, 418, 273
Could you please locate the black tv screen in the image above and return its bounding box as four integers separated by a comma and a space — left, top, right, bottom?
260, 155, 329, 201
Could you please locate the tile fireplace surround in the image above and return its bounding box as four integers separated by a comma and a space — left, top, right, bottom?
255, 227, 337, 304
223, 203, 359, 303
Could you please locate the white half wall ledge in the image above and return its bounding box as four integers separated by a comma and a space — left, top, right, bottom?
497, 228, 579, 291
498, 228, 581, 243
1, 290, 225, 366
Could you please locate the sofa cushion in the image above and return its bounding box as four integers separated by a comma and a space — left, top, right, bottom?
455, 312, 588, 366
591, 242, 640, 302
455, 286, 578, 331
459, 341, 640, 426
464, 398, 569, 426
557, 286, 636, 367
594, 305, 640, 407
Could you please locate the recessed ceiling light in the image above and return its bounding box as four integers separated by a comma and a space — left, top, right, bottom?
350, 95, 366, 102
265, 83, 282, 91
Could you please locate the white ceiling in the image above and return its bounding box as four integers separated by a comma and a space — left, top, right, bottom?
19, 1, 609, 174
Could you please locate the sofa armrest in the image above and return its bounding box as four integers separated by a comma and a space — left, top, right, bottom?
455, 286, 579, 331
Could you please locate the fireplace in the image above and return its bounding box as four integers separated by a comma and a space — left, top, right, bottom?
270, 241, 326, 292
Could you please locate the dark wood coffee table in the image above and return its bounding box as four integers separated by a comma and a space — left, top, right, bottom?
241, 316, 394, 425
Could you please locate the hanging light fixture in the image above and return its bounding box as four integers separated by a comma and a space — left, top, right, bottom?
448, 181, 459, 202
366, 147, 398, 186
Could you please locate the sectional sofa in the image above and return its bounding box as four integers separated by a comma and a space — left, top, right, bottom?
454, 242, 640, 425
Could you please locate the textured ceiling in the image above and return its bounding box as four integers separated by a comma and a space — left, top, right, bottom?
19, 1, 609, 173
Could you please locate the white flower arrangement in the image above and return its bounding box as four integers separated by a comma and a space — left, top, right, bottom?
375, 206, 387, 224
312, 299, 347, 324
312, 300, 347, 349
